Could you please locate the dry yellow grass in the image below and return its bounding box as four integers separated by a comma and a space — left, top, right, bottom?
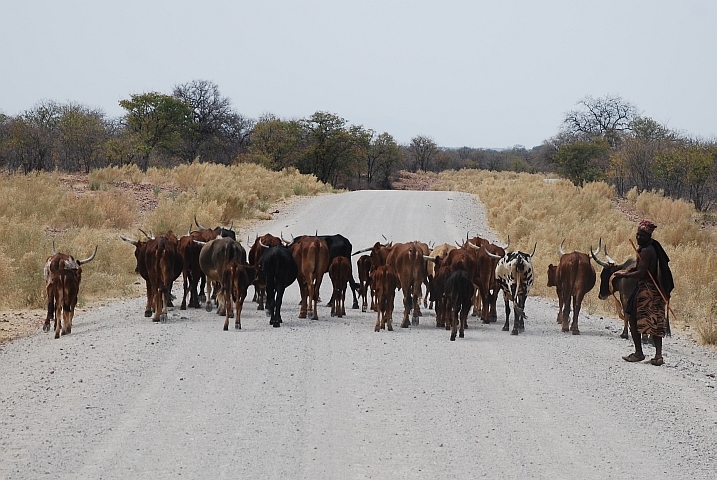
0, 164, 334, 329
437, 169, 717, 345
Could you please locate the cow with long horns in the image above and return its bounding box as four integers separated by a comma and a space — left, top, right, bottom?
43, 242, 97, 335
485, 243, 536, 335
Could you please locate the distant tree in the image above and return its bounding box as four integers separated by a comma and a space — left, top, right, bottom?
249, 114, 304, 170
561, 95, 639, 148
353, 128, 401, 187
299, 111, 357, 186
553, 139, 609, 186
7, 101, 63, 173
56, 104, 107, 172
119, 92, 192, 170
408, 135, 438, 172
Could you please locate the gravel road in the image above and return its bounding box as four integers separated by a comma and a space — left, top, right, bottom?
1, 190, 716, 479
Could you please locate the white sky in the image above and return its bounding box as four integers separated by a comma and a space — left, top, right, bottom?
1, 0, 715, 149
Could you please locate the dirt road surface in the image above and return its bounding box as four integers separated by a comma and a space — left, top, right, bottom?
1, 190, 716, 479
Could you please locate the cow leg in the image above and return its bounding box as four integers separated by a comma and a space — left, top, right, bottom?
375, 308, 382, 332
144, 280, 153, 317
257, 286, 265, 311
561, 293, 572, 333
298, 280, 308, 319
349, 275, 360, 309
181, 271, 190, 310
54, 293, 63, 339
44, 283, 54, 332
223, 291, 232, 331
502, 292, 511, 332
571, 294, 583, 335
400, 287, 411, 328
235, 292, 244, 330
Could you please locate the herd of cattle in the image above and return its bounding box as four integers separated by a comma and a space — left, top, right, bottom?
42, 218, 639, 342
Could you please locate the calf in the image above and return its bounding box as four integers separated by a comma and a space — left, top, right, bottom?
444, 269, 475, 341
357, 254, 373, 312
49, 268, 80, 339
329, 256, 351, 317
222, 261, 256, 330
372, 265, 399, 332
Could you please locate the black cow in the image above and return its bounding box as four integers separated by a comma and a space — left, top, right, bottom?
444, 269, 475, 341
258, 244, 298, 327
292, 234, 360, 309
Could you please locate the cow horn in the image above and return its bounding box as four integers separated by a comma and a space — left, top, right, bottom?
558, 239, 566, 256
52, 239, 57, 255
483, 245, 502, 259
382, 234, 388, 242
423, 255, 437, 263
466, 241, 480, 250
194, 215, 205, 230
457, 240, 465, 248
120, 234, 138, 246
187, 225, 193, 236
603, 246, 616, 265
78, 245, 98, 265
229, 221, 234, 231
193, 240, 206, 246
590, 241, 610, 268
529, 243, 537, 257
138, 228, 153, 240
504, 235, 510, 252
352, 247, 372, 256
259, 239, 269, 249
281, 232, 291, 245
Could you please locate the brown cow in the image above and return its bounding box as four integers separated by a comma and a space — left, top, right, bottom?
178, 226, 221, 310
386, 242, 427, 328
426, 243, 455, 309
199, 236, 247, 317
43, 243, 96, 333
547, 241, 596, 335
466, 236, 506, 323
290, 236, 329, 320
121, 231, 182, 322
248, 233, 282, 310
222, 261, 256, 330
356, 254, 373, 312
425, 247, 477, 328
48, 267, 80, 339
372, 264, 399, 332
329, 256, 351, 317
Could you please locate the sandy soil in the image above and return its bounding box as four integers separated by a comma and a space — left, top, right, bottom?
1, 190, 716, 479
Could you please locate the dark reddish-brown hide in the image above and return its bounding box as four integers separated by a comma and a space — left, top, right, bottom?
357, 254, 372, 312
222, 261, 256, 331
199, 237, 247, 317
290, 236, 330, 320
547, 251, 596, 334
178, 228, 219, 310
372, 265, 399, 332
248, 234, 282, 310
384, 241, 427, 328
49, 268, 80, 339
329, 256, 351, 317
466, 237, 504, 323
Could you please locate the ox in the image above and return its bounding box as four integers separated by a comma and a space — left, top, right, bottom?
198, 236, 247, 317
329, 256, 351, 317
426, 243, 455, 309
356, 254, 373, 312
466, 236, 506, 323
485, 244, 536, 335
121, 231, 183, 321
43, 243, 96, 333
291, 234, 360, 309
222, 261, 256, 330
590, 241, 639, 339
444, 269, 475, 341
357, 241, 426, 328
48, 268, 80, 339
289, 236, 329, 320
258, 244, 298, 327
547, 241, 596, 335
248, 233, 282, 310
425, 247, 478, 328
372, 264, 399, 332
194, 215, 236, 240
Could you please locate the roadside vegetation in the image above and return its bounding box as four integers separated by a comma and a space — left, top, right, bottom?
0, 163, 333, 316
437, 169, 717, 346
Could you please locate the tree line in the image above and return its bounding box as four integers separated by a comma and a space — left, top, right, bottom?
1, 81, 716, 209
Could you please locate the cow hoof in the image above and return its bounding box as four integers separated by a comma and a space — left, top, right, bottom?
482, 320, 490, 324
502, 326, 509, 331
205, 304, 212, 312
144, 310, 153, 318
352, 302, 359, 309
223, 324, 228, 331
459, 332, 464, 338
43, 322, 50, 332
235, 323, 241, 330
387, 326, 393, 331
562, 327, 570, 333
375, 326, 380, 332
620, 332, 629, 339
511, 330, 519, 335
180, 305, 187, 310
167, 300, 174, 308
572, 330, 580, 335
160, 314, 168, 323
412, 318, 419, 326
362, 307, 367, 313
54, 332, 60, 339
273, 322, 281, 328
257, 305, 264, 311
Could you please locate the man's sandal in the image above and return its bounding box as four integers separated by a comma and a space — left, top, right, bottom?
622, 353, 646, 362
650, 356, 664, 366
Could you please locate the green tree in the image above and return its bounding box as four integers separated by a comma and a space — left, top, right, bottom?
119, 92, 192, 170
408, 135, 438, 172
553, 139, 609, 186
299, 111, 357, 186
56, 104, 107, 172
561, 95, 639, 148
249, 114, 304, 170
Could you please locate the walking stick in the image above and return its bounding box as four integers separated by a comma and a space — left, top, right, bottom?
629, 239, 675, 335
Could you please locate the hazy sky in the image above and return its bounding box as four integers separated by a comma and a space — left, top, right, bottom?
2, 1, 715, 148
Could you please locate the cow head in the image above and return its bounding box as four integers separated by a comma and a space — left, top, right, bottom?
547, 264, 557, 287
590, 240, 630, 300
